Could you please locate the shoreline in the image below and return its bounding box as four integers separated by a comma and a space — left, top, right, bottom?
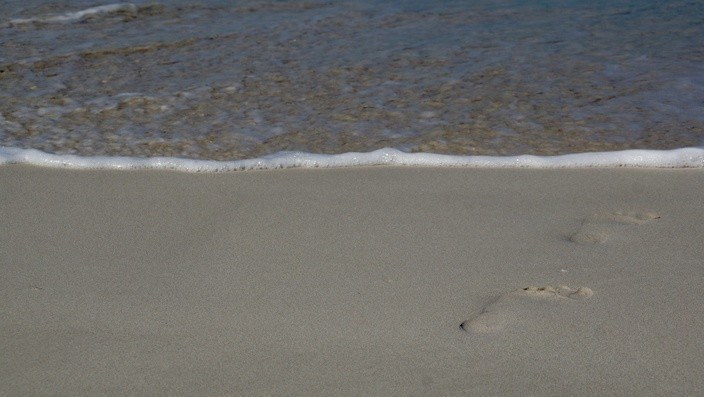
2, 165, 703, 394
2, 146, 704, 171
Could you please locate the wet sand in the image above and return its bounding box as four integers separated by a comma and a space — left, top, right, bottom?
1, 165, 703, 395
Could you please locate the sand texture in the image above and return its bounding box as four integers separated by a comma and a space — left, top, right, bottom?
1, 166, 703, 395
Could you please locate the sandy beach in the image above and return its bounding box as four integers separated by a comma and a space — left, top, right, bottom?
1, 165, 703, 395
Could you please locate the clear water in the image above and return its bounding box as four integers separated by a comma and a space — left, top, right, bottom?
1, 0, 703, 160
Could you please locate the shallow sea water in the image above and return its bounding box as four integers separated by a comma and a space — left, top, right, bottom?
1, 0, 703, 160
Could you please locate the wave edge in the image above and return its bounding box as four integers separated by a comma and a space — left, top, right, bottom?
1, 146, 704, 172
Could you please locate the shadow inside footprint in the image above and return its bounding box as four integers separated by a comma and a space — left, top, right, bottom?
569, 210, 660, 245
460, 285, 593, 334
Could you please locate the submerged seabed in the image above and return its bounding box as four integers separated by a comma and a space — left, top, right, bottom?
0, 0, 703, 160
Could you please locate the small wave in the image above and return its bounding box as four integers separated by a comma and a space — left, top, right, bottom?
1, 147, 703, 172
8, 3, 137, 26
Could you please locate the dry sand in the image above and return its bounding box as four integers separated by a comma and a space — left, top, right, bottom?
1, 165, 703, 395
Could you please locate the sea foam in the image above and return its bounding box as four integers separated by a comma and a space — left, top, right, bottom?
1, 146, 703, 172
8, 3, 137, 26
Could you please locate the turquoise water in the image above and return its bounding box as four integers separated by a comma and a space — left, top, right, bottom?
1, 0, 702, 159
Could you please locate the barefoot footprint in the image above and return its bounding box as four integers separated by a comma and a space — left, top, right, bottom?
460, 285, 593, 333
569, 210, 660, 244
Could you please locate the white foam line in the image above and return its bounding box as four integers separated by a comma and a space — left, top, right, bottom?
1, 146, 703, 172
9, 3, 137, 25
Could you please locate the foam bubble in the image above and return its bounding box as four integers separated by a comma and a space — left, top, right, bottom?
1, 146, 703, 172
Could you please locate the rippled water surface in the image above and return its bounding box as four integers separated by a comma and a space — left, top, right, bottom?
1, 0, 703, 159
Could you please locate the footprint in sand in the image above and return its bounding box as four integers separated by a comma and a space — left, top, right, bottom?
569, 210, 660, 245
460, 285, 593, 333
